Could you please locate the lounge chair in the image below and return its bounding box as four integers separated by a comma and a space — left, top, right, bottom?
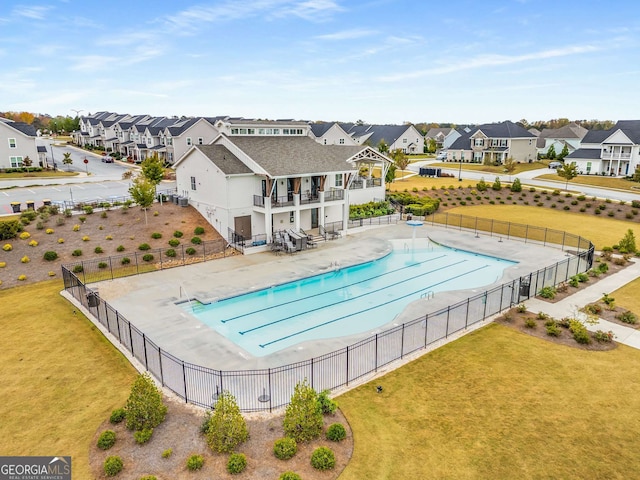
284, 240, 296, 254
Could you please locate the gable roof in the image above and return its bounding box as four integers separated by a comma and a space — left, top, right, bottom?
227, 136, 364, 177
612, 120, 640, 144
581, 128, 614, 144
565, 148, 602, 160
309, 122, 335, 137
449, 121, 535, 149
193, 145, 253, 175
425, 127, 453, 139
1, 119, 37, 137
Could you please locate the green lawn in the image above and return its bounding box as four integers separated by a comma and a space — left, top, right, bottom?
610, 276, 640, 314
430, 160, 550, 174
535, 173, 640, 192
0, 281, 136, 478
0, 171, 78, 179
339, 323, 640, 479
445, 204, 637, 249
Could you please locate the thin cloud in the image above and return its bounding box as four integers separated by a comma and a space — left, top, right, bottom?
315, 28, 377, 41
11, 5, 53, 20
380, 45, 601, 82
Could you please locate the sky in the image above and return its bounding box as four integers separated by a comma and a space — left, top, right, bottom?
1, 0, 639, 124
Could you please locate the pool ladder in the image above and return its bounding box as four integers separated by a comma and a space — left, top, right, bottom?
421, 290, 434, 300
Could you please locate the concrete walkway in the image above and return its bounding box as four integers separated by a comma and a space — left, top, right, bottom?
524, 258, 640, 349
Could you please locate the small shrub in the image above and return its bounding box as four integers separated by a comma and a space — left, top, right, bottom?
279, 472, 302, 480
134, 428, 153, 444
165, 248, 177, 257
0, 262, 5, 268
602, 293, 615, 310
317, 389, 337, 415
168, 238, 180, 247
101, 211, 108, 218
186, 454, 204, 471
125, 372, 167, 431
311, 446, 335, 471
140, 476, 157, 480
48, 271, 56, 277
524, 318, 536, 329
121, 257, 131, 265
173, 230, 183, 238
194, 226, 205, 235
73, 265, 83, 273
110, 408, 126, 424
594, 330, 614, 343
186, 247, 196, 255
79, 216, 87, 223
97, 430, 117, 450
191, 236, 202, 245
28, 239, 38, 247
546, 323, 561, 337
19, 231, 31, 239
616, 311, 637, 325
153, 211, 159, 216
103, 456, 123, 477
95, 246, 104, 254
43, 251, 58, 261
274, 437, 297, 460
538, 286, 556, 299
106, 235, 113, 240
17, 274, 27, 281
20, 255, 30, 263
98, 262, 108, 269
569, 320, 591, 344
139, 243, 151, 251
58, 238, 65, 244
46, 228, 54, 234
161, 448, 173, 458
326, 423, 347, 442
536, 311, 549, 320
83, 206, 94, 214
72, 249, 82, 257
227, 453, 247, 475
143, 254, 154, 262
151, 232, 162, 239
585, 303, 602, 315
116, 245, 125, 252
2, 243, 12, 251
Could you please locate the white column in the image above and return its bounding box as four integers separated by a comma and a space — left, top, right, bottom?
265, 199, 273, 243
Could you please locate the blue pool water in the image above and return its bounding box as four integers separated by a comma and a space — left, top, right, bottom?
181, 243, 515, 356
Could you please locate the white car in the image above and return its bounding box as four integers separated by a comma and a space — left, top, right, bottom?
436, 151, 447, 161
549, 161, 563, 169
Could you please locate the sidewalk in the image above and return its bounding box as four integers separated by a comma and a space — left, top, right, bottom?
524, 258, 640, 349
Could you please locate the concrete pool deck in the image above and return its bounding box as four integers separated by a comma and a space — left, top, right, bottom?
92, 223, 572, 370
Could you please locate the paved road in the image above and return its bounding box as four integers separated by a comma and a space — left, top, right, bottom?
409, 161, 640, 203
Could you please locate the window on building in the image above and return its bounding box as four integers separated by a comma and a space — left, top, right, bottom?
403, 138, 407, 143
231, 128, 239, 134
8, 138, 16, 148
198, 137, 203, 145
335, 173, 343, 187
190, 176, 196, 190
186, 137, 192, 146
339, 139, 345, 144
474, 138, 484, 146
586, 162, 592, 173
10, 156, 23, 168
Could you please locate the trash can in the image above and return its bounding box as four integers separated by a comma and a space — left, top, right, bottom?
86, 291, 100, 308
10, 202, 21, 213
26, 201, 35, 210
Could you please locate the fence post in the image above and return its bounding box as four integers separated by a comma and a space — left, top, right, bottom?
109, 257, 114, 280
543, 228, 548, 246
311, 357, 314, 389
465, 298, 470, 328
375, 334, 378, 372
346, 345, 349, 386
424, 315, 428, 346
400, 324, 405, 359
507, 222, 511, 240
142, 333, 149, 370
445, 307, 450, 337
135, 252, 139, 274
115, 310, 122, 342
158, 348, 165, 386
160, 247, 163, 270
268, 368, 272, 413
182, 362, 188, 403
482, 292, 488, 319
128, 322, 134, 353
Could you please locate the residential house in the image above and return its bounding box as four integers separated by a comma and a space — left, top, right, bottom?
565, 120, 640, 176
341, 124, 425, 154
536, 123, 588, 157
425, 127, 462, 150
162, 117, 220, 164
309, 122, 358, 146
214, 118, 311, 138
447, 121, 537, 164
0, 118, 39, 169
174, 135, 392, 248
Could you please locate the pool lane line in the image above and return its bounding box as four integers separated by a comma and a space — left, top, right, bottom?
219, 254, 448, 324
258, 264, 490, 349
240, 259, 469, 336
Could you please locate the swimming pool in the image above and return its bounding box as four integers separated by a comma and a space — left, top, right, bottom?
180, 241, 516, 356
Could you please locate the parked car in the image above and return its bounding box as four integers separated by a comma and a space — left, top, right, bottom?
436, 151, 447, 161
549, 161, 563, 169
101, 156, 114, 163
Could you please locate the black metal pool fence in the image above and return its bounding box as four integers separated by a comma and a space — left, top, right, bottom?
62, 213, 594, 412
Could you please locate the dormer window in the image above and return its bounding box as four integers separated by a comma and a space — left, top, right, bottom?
474, 138, 484, 146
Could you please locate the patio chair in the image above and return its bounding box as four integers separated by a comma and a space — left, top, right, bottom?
284, 240, 296, 254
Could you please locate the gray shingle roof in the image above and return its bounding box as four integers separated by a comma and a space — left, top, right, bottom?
37, 145, 47, 153
449, 121, 535, 150
565, 148, 602, 160
309, 123, 335, 137
581, 129, 613, 144
224, 136, 363, 177
5, 121, 36, 137
194, 145, 253, 175
612, 120, 640, 144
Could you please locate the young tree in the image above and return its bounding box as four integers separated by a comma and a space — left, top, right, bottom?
124, 372, 167, 432
22, 156, 32, 173
632, 165, 640, 183
618, 229, 637, 254
385, 163, 397, 185
491, 177, 502, 191
377, 139, 389, 154
510, 177, 522, 192
427, 138, 437, 153
128, 175, 156, 225
283, 380, 323, 443
546, 144, 556, 160
204, 391, 249, 453
390, 149, 409, 180
503, 157, 517, 181
557, 162, 578, 189
141, 153, 165, 188
557, 144, 570, 161
62, 152, 73, 171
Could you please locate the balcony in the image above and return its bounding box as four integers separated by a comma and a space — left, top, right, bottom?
324, 189, 345, 202
602, 151, 631, 159
349, 177, 382, 190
